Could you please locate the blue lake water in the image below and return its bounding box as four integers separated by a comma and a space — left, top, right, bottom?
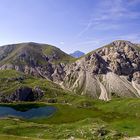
0, 105, 56, 119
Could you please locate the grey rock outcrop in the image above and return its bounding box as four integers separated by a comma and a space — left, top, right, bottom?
0, 87, 44, 102
62, 40, 140, 100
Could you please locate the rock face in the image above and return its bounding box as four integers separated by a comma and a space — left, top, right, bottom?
0, 87, 44, 102
62, 40, 140, 100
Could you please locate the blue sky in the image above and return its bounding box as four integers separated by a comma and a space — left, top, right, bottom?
0, 0, 140, 53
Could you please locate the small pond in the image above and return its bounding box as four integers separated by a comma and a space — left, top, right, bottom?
0, 104, 57, 119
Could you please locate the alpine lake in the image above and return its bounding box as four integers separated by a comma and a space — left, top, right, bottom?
0, 103, 57, 120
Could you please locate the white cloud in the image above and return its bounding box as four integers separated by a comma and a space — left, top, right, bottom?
60, 41, 65, 45
77, 19, 93, 37
77, 0, 140, 37
72, 38, 108, 53
74, 33, 140, 53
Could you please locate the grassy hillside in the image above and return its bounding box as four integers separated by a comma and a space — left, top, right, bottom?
0, 42, 74, 66
42, 44, 75, 64
0, 70, 139, 139
0, 70, 80, 103
0, 135, 44, 140
0, 72, 139, 139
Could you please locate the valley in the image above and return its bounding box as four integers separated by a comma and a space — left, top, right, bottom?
0, 40, 140, 139
0, 99, 140, 139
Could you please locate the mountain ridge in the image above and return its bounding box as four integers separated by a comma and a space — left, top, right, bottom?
62, 40, 140, 100
0, 40, 140, 101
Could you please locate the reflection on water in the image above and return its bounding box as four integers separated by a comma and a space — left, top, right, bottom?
0, 105, 56, 119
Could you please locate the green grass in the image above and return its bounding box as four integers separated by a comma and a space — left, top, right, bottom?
0, 135, 44, 140
0, 70, 24, 79
0, 116, 122, 139
93, 99, 140, 136
0, 42, 75, 66
42, 45, 75, 64
0, 98, 140, 139
0, 70, 78, 102
0, 70, 140, 139
31, 104, 101, 124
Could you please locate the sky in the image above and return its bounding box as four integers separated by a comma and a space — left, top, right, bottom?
0, 0, 140, 53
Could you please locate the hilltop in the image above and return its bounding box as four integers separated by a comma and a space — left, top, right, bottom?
0, 42, 74, 81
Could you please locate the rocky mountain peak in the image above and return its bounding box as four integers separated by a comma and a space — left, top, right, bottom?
111, 40, 134, 47
62, 40, 140, 100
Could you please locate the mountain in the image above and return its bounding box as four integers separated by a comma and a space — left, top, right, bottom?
0, 42, 74, 81
70, 50, 85, 58
62, 40, 140, 100
1, 40, 140, 101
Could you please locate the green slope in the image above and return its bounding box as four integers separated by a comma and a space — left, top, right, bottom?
0, 70, 78, 102
0, 42, 74, 66
0, 98, 140, 139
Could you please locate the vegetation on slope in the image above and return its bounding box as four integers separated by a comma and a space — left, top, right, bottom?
0, 70, 78, 102
0, 42, 75, 66
0, 70, 140, 139
0, 98, 140, 139
42, 44, 75, 64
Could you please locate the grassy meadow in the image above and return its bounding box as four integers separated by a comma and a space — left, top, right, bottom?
0, 70, 140, 139
0, 98, 139, 139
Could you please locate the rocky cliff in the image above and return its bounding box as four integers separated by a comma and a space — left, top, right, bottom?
62, 40, 140, 100
0, 42, 73, 81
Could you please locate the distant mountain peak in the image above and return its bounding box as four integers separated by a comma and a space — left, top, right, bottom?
70, 50, 85, 58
